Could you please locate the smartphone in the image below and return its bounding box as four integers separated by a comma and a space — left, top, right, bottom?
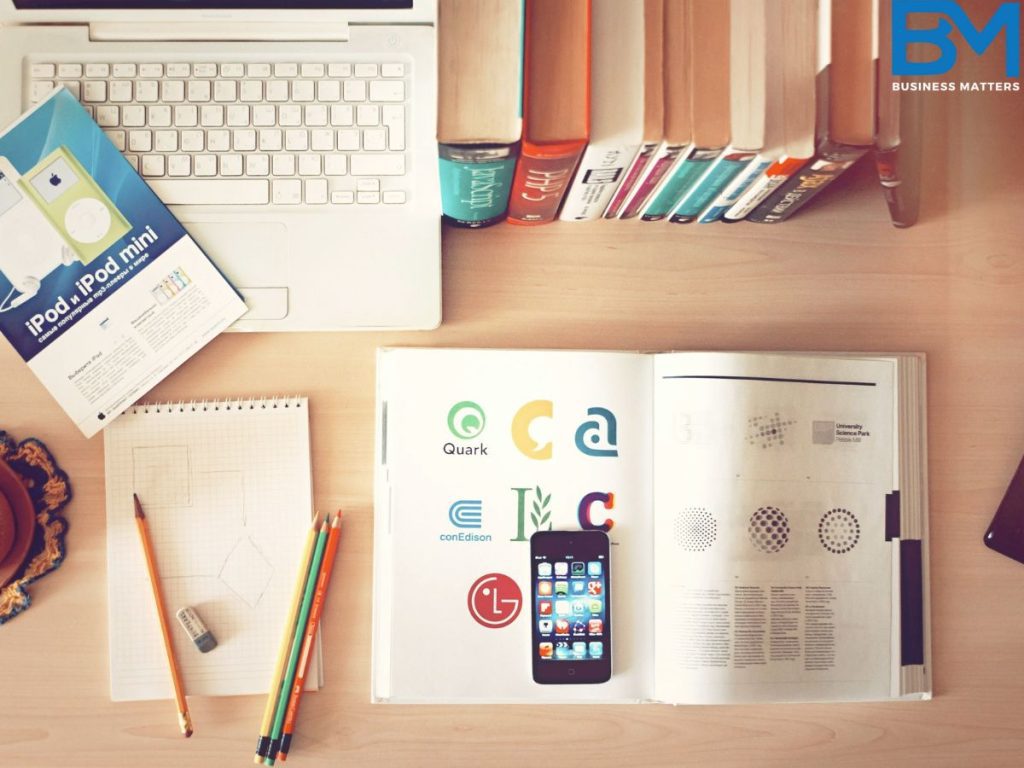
530, 530, 611, 684
984, 454, 1024, 565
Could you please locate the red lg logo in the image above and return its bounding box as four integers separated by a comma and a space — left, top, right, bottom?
467, 573, 522, 628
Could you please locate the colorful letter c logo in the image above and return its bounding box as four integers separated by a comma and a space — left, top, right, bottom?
512, 400, 553, 460
578, 491, 615, 532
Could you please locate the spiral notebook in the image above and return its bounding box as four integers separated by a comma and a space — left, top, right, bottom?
104, 397, 321, 701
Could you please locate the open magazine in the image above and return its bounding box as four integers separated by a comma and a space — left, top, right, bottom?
0, 88, 245, 436
373, 348, 930, 704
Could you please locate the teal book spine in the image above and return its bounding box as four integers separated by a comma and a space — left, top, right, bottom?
438, 144, 519, 228
669, 151, 756, 223
640, 148, 721, 222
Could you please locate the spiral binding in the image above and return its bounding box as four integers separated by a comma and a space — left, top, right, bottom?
129, 397, 305, 415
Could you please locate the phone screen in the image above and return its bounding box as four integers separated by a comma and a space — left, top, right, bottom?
530, 530, 611, 684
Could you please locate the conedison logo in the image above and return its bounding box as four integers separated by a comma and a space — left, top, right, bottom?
449, 499, 483, 528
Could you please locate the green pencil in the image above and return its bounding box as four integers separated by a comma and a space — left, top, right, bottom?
264, 515, 330, 766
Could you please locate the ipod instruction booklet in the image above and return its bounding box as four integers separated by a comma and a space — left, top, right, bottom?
0, 88, 246, 437
373, 348, 931, 704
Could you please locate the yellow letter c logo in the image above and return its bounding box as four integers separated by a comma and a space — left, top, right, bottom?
512, 400, 553, 460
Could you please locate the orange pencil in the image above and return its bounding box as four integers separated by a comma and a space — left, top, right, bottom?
133, 493, 193, 737
277, 511, 343, 761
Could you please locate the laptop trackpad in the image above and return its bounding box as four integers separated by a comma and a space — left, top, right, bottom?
185, 221, 289, 320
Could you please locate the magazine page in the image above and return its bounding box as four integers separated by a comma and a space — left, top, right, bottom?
651, 352, 898, 704
0, 88, 246, 437
373, 348, 653, 703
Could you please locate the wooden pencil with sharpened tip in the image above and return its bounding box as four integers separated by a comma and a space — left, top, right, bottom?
133, 493, 193, 738
254, 513, 320, 763
277, 511, 343, 761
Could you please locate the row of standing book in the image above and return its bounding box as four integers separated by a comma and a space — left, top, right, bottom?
438, 0, 924, 229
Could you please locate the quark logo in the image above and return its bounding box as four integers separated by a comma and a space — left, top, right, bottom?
893, 0, 1021, 77
449, 499, 483, 529
447, 400, 486, 439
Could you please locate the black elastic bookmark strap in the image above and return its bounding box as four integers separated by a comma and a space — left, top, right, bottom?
885, 490, 901, 541
900, 539, 924, 666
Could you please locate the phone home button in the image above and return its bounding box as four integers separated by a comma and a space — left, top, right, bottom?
567, 667, 576, 677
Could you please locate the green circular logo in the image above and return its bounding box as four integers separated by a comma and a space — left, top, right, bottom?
448, 401, 486, 439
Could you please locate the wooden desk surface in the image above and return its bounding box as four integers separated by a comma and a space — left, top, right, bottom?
4, 90, 1024, 767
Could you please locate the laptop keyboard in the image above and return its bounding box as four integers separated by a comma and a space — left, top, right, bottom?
28, 60, 409, 206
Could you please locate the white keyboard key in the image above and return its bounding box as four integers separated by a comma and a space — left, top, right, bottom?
337, 129, 360, 151
166, 155, 192, 177
382, 104, 405, 150
274, 63, 298, 77
220, 154, 243, 177
253, 105, 277, 127
331, 190, 355, 204
154, 130, 178, 152
181, 130, 205, 152
272, 178, 302, 204
272, 154, 296, 176
227, 105, 251, 127
194, 154, 218, 177
95, 105, 119, 127
174, 105, 199, 127
187, 80, 211, 102
317, 80, 341, 102
311, 129, 334, 151
148, 105, 172, 127
362, 128, 387, 151
85, 63, 110, 78
194, 63, 217, 78
139, 63, 163, 78
128, 130, 152, 152
370, 80, 405, 102
221, 63, 245, 78
305, 178, 328, 204
214, 80, 238, 103
112, 63, 136, 78
305, 104, 328, 127
246, 154, 270, 177
248, 63, 271, 77
292, 80, 315, 102
207, 130, 231, 152
328, 63, 352, 78
241, 80, 264, 102
63, 82, 82, 100
58, 63, 83, 78
330, 104, 354, 126
259, 129, 283, 151
150, 179, 270, 204
104, 129, 126, 151
301, 63, 325, 78
266, 81, 289, 102
166, 63, 191, 78
344, 80, 367, 102
383, 190, 406, 204
357, 191, 380, 204
162, 81, 186, 102
31, 63, 56, 78
285, 129, 309, 151
141, 155, 165, 178
82, 81, 107, 102
357, 104, 380, 126
109, 80, 133, 102
122, 105, 146, 127
233, 129, 257, 151
201, 105, 225, 127
279, 105, 302, 127
381, 62, 405, 78
124, 154, 139, 172
298, 154, 321, 176
136, 80, 159, 103
355, 63, 378, 78
324, 155, 347, 176
357, 178, 380, 192
83, 106, 95, 119
350, 154, 405, 176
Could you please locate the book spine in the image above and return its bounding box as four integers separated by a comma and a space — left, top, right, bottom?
603, 141, 657, 218
722, 156, 808, 222
559, 142, 640, 221
618, 142, 688, 219
507, 143, 586, 225
438, 144, 519, 228
669, 151, 756, 224
640, 147, 722, 222
697, 155, 773, 223
746, 142, 867, 223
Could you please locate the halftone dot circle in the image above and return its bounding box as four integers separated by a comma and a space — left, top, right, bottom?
673, 507, 718, 552
749, 506, 789, 554
818, 507, 860, 554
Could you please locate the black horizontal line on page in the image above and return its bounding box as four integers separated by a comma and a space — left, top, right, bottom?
662, 375, 877, 387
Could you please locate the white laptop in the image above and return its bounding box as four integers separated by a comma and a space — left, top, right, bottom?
0, 0, 441, 331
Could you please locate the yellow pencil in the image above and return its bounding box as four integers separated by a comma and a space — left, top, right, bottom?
133, 493, 192, 738
254, 513, 319, 763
